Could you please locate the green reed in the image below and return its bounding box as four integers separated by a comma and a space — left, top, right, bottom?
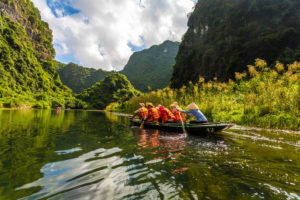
108, 59, 299, 130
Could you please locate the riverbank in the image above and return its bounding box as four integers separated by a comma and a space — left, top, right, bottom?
107, 60, 300, 130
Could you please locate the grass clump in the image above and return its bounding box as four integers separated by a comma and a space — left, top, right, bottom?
119, 59, 300, 130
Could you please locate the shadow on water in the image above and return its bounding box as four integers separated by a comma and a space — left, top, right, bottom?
0, 110, 299, 199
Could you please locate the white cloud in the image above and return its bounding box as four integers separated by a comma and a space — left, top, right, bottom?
32, 0, 195, 70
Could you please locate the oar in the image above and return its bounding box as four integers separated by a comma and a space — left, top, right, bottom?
178, 111, 187, 133
140, 116, 146, 129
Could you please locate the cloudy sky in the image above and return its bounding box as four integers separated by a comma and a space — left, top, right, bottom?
32, 0, 196, 71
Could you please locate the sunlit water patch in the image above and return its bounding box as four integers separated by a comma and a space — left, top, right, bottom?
55, 147, 83, 155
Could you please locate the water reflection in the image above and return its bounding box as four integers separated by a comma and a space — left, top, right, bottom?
135, 129, 188, 175
1, 110, 300, 199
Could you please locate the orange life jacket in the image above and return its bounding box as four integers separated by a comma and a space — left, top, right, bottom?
139, 107, 148, 119
180, 112, 186, 121
173, 109, 186, 122
157, 109, 162, 118
147, 107, 159, 122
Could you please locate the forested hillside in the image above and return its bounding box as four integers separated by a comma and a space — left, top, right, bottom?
121, 41, 179, 92
78, 73, 140, 109
0, 0, 84, 108
171, 0, 300, 88
56, 62, 113, 93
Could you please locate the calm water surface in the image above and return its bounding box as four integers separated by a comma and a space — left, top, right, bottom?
0, 110, 299, 200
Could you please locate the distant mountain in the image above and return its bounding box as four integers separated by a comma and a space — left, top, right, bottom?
78, 73, 140, 109
170, 0, 300, 88
0, 0, 82, 108
56, 62, 113, 93
121, 40, 179, 92
56, 41, 179, 93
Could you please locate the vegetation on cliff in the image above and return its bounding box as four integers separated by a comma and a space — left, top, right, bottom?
119, 60, 300, 130
121, 41, 179, 92
78, 73, 140, 109
171, 0, 300, 88
0, 0, 85, 108
56, 62, 113, 93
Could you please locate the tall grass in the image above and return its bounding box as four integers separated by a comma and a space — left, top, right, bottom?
110, 59, 300, 130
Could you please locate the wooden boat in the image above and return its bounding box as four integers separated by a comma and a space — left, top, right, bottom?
130, 119, 233, 134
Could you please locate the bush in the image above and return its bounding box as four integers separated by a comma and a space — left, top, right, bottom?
33, 102, 43, 109
3, 101, 14, 108
33, 101, 50, 109
51, 99, 65, 109
105, 102, 121, 112
65, 99, 76, 109
35, 93, 48, 101
75, 99, 87, 109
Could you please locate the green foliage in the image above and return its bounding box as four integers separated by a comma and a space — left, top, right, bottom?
121, 41, 179, 92
55, 60, 66, 70
0, 0, 82, 109
121, 60, 300, 130
105, 102, 122, 112
171, 0, 300, 88
56, 62, 113, 93
78, 73, 140, 109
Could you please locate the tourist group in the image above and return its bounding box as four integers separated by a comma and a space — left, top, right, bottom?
133, 102, 208, 124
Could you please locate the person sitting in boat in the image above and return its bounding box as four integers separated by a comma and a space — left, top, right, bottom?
165, 107, 176, 122
146, 102, 160, 123
180, 103, 208, 123
133, 103, 148, 120
156, 104, 162, 119
171, 103, 186, 122
157, 105, 175, 123
156, 104, 162, 118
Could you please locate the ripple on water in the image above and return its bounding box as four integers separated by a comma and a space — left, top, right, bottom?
17, 146, 180, 200
224, 130, 300, 149
3, 110, 300, 200
55, 147, 83, 155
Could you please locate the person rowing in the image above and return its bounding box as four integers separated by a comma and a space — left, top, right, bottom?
133, 103, 148, 120
180, 102, 208, 123
170, 103, 186, 122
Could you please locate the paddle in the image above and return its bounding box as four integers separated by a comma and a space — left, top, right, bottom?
178, 111, 187, 133
140, 116, 146, 129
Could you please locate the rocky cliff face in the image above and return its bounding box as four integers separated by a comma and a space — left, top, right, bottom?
0, 0, 78, 108
170, 0, 300, 88
0, 0, 55, 60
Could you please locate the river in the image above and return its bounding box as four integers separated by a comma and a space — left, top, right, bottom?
0, 110, 299, 199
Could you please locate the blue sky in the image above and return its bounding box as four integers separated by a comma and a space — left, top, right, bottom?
33, 0, 196, 70
46, 0, 80, 17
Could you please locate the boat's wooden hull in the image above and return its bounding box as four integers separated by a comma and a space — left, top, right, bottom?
130, 119, 233, 134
